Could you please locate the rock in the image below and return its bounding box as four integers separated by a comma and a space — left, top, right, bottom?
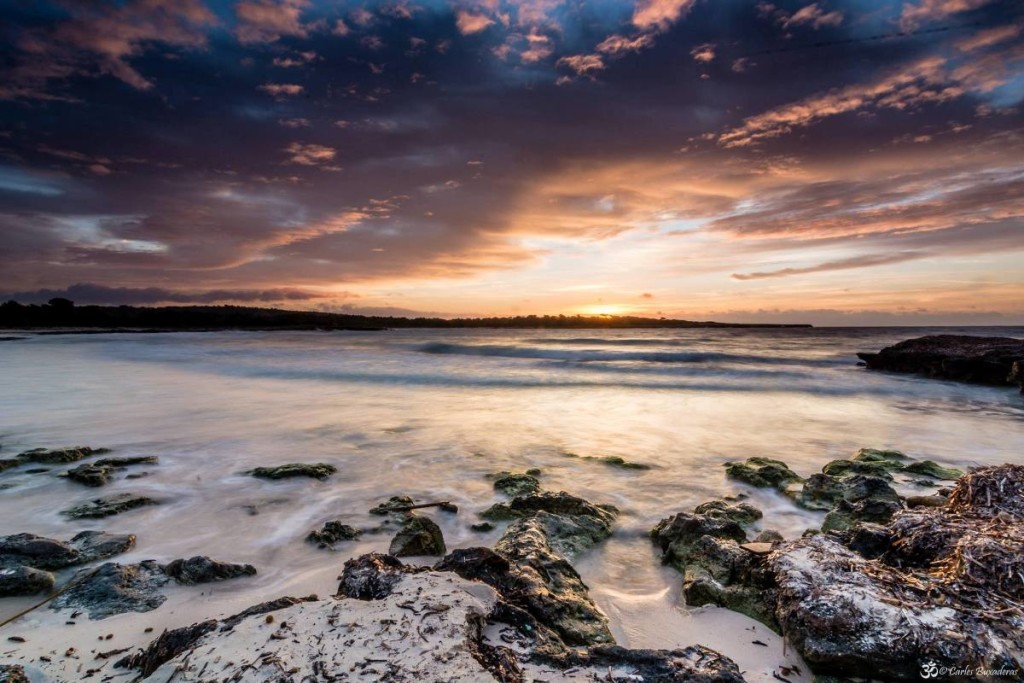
903, 459, 964, 480
0, 530, 133, 570
788, 473, 843, 511
306, 520, 362, 547
850, 448, 908, 466
62, 493, 158, 519
651, 500, 775, 627
115, 621, 218, 677
16, 446, 110, 464
369, 495, 415, 515
724, 456, 802, 489
857, 334, 1024, 388
0, 566, 55, 596
219, 594, 318, 630
841, 522, 893, 559
248, 462, 336, 480
491, 471, 541, 497
338, 552, 422, 600
1009, 359, 1024, 392
592, 455, 652, 470
0, 459, 20, 474
0, 665, 30, 683
905, 494, 947, 508
479, 491, 618, 523
388, 515, 446, 556
65, 456, 158, 487
51, 561, 170, 619
163, 557, 256, 585
821, 459, 894, 480
821, 475, 903, 532
752, 529, 784, 543
470, 521, 495, 532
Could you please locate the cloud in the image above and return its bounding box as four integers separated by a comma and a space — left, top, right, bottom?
956, 24, 1023, 52
557, 54, 605, 78
596, 33, 656, 55
279, 117, 312, 128
0, 0, 216, 99
732, 57, 753, 73
272, 51, 317, 67
455, 11, 494, 35
2, 283, 333, 305
283, 142, 337, 166
782, 3, 844, 29
900, 0, 995, 29
690, 43, 716, 63
632, 0, 698, 31
258, 83, 305, 97
235, 0, 310, 44
732, 252, 926, 280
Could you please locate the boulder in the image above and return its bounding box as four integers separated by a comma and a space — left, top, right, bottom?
902, 459, 963, 480
306, 520, 362, 547
821, 459, 894, 480
0, 530, 134, 569
724, 456, 802, 489
338, 552, 422, 600
163, 556, 256, 585
62, 493, 158, 519
51, 561, 170, 619
479, 491, 618, 524
248, 462, 336, 480
388, 515, 446, 557
0, 566, 55, 596
857, 334, 1024, 388
820, 475, 903, 532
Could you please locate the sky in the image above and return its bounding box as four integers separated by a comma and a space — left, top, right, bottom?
0, 0, 1022, 325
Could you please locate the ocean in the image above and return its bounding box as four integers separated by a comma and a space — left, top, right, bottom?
1, 326, 1023, 666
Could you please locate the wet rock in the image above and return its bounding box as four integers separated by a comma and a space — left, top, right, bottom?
820, 475, 903, 532
0, 459, 20, 474
751, 529, 784, 543
219, 594, 318, 630
841, 522, 893, 559
62, 493, 158, 519
470, 521, 495, 532
115, 620, 218, 677
0, 531, 134, 570
306, 520, 362, 547
903, 459, 963, 480
479, 491, 618, 524
51, 561, 169, 619
724, 456, 802, 489
248, 462, 336, 480
491, 471, 541, 497
905, 494, 947, 508
851, 448, 909, 466
369, 495, 415, 515
163, 557, 256, 585
592, 455, 652, 470
17, 446, 110, 464
338, 552, 422, 600
0, 665, 30, 683
857, 334, 1024, 388
1010, 359, 1024, 392
0, 566, 55, 596
65, 456, 158, 487
788, 473, 843, 511
651, 500, 775, 627
388, 515, 446, 556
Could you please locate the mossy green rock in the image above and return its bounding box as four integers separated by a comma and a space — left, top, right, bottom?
851, 449, 908, 467
306, 521, 362, 547
789, 473, 844, 511
725, 457, 802, 489
822, 459, 895, 480
480, 491, 618, 524
903, 460, 964, 480
388, 515, 446, 557
693, 499, 763, 525
492, 471, 541, 497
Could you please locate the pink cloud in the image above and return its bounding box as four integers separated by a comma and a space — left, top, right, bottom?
235, 0, 310, 44
259, 82, 305, 97
632, 0, 697, 32
455, 11, 495, 35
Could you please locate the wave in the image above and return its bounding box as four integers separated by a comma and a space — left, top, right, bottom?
414, 342, 833, 365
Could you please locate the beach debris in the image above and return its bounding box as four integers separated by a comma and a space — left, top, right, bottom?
370, 496, 456, 514
62, 493, 158, 519
114, 620, 218, 677
247, 462, 336, 480
388, 515, 446, 557
162, 556, 257, 585
724, 457, 803, 489
306, 520, 362, 548
64, 456, 159, 487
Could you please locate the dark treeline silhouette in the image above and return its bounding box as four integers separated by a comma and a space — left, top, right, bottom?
0, 299, 811, 331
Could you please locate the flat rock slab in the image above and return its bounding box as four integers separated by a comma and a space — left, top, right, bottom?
248, 463, 336, 480
857, 334, 1024, 388
51, 561, 169, 619
62, 493, 158, 519
16, 446, 110, 464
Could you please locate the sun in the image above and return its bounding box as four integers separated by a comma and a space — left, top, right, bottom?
577, 304, 630, 316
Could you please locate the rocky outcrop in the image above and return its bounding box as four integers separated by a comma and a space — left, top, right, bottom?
115, 556, 745, 683
16, 446, 110, 464
163, 556, 257, 585
62, 493, 158, 519
491, 470, 541, 497
247, 462, 337, 480
857, 334, 1024, 391
64, 456, 158, 486
0, 530, 135, 597
651, 499, 776, 627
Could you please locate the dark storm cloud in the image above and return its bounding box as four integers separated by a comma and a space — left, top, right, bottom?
0, 0, 1021, 307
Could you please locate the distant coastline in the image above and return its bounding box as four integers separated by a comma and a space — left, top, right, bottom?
0, 300, 812, 331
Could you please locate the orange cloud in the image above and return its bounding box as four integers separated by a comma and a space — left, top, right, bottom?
632, 0, 698, 31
